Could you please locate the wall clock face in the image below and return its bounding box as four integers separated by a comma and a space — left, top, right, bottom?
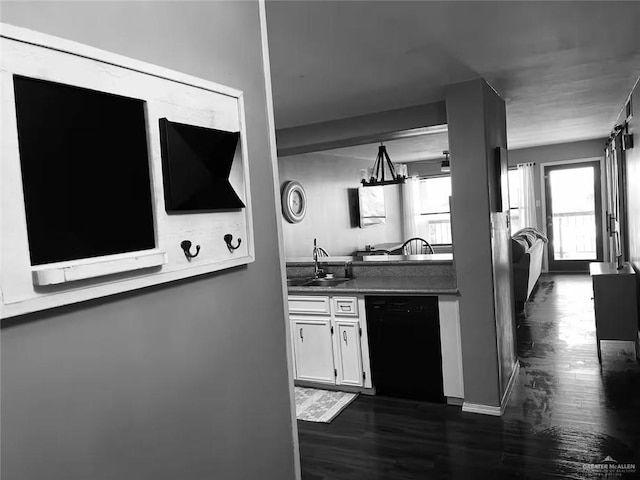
282, 181, 307, 223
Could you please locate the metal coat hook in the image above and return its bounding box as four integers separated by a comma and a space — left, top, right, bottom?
180, 240, 200, 259
224, 234, 241, 253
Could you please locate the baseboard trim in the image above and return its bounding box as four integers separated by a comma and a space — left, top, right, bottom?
500, 360, 520, 413
461, 402, 502, 416
462, 361, 520, 416
294, 380, 375, 395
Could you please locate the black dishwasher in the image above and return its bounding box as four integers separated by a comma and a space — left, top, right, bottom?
365, 296, 444, 402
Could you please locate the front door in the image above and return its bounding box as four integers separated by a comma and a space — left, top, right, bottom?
544, 161, 603, 271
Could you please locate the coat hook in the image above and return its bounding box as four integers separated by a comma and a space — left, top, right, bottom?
180, 240, 200, 259
224, 234, 241, 253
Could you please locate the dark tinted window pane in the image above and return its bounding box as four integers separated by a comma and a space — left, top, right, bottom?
13, 75, 155, 265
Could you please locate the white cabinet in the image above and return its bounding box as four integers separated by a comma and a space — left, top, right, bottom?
334, 320, 364, 386
288, 295, 371, 389
289, 296, 331, 315
288, 294, 463, 400
291, 317, 335, 384
332, 296, 358, 316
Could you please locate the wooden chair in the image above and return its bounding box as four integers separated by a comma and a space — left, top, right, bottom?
402, 237, 434, 255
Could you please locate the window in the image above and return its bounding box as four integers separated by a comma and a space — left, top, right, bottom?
416, 176, 452, 244
508, 168, 522, 232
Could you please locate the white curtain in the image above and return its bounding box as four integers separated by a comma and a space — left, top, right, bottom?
401, 177, 420, 239
517, 162, 537, 229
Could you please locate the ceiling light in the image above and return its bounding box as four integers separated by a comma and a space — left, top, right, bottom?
441, 150, 451, 173
361, 143, 406, 187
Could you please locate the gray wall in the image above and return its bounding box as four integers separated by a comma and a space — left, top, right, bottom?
482, 84, 517, 400
1, 3, 297, 480
446, 79, 514, 407
407, 159, 448, 177
618, 83, 640, 273
279, 153, 403, 257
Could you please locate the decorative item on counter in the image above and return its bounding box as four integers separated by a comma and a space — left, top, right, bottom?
361, 142, 406, 187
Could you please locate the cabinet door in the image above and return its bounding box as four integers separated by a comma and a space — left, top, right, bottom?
335, 320, 364, 387
292, 317, 335, 384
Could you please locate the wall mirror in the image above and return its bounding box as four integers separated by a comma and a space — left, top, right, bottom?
278, 125, 455, 262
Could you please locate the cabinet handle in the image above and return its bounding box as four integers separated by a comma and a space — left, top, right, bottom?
343, 331, 347, 345
300, 328, 303, 342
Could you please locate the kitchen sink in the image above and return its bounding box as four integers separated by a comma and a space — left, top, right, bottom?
286, 277, 313, 287
286, 277, 351, 287
301, 277, 350, 287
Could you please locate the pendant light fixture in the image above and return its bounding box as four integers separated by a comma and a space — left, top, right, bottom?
441, 150, 451, 173
361, 143, 406, 187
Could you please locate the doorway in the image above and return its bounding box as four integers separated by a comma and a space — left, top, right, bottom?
543, 161, 603, 271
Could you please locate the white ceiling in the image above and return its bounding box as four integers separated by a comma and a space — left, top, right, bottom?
265, 1, 640, 152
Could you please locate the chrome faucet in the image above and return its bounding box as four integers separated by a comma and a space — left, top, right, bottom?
312, 238, 325, 278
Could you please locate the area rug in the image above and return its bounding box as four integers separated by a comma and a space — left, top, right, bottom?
294, 387, 358, 423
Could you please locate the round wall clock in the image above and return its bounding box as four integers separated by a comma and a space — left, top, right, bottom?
281, 180, 307, 223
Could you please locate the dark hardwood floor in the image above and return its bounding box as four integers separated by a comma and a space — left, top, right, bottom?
298, 274, 640, 479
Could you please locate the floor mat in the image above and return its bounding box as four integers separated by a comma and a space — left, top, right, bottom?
294, 387, 358, 423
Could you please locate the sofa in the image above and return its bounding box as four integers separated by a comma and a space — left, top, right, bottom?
511, 228, 547, 305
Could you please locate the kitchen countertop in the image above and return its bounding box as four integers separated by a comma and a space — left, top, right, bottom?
286, 253, 453, 266
287, 275, 458, 295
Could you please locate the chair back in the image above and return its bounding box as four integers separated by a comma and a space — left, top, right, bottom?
316, 247, 329, 257
402, 237, 434, 255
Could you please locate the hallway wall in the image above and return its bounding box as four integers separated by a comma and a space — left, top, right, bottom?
0, 3, 297, 480
617, 82, 640, 273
